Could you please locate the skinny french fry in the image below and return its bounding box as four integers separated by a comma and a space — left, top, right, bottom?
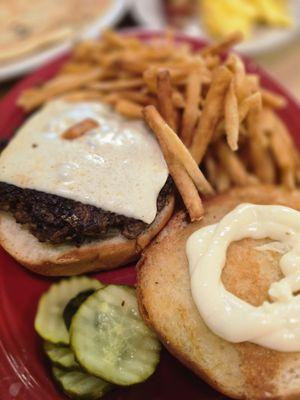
142, 106, 205, 221
58, 90, 104, 102
61, 62, 95, 74
204, 156, 230, 192
201, 31, 244, 56
226, 54, 245, 93
102, 30, 141, 50
203, 55, 220, 69
267, 109, 296, 189
115, 99, 143, 119
216, 141, 257, 186
117, 58, 148, 74
246, 109, 276, 184
62, 118, 99, 139
18, 68, 103, 111
143, 105, 214, 196
190, 66, 232, 163
144, 65, 197, 93
239, 92, 262, 123
157, 70, 178, 131
171, 163, 204, 221
269, 130, 295, 189
118, 91, 156, 106
236, 74, 259, 101
181, 69, 202, 146
71, 40, 104, 61
261, 88, 288, 109
88, 78, 144, 91
172, 90, 186, 108
225, 80, 239, 151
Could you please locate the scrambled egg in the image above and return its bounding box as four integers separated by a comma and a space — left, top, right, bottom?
200, 0, 293, 38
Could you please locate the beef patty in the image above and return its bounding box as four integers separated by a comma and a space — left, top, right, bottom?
0, 178, 173, 245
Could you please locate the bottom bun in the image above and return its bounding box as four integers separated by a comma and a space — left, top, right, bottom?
0, 194, 174, 276
137, 185, 300, 400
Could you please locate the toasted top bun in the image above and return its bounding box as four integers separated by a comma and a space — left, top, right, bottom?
137, 185, 300, 400
0, 194, 174, 276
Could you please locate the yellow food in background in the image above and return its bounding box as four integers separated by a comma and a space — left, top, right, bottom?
200, 0, 293, 39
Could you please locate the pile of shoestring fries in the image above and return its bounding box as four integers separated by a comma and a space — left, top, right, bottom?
18, 30, 300, 222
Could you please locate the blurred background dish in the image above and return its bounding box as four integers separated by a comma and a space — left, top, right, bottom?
0, 0, 128, 82
131, 0, 300, 56
0, 0, 299, 98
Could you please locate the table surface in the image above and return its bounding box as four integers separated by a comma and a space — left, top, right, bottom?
0, 13, 299, 101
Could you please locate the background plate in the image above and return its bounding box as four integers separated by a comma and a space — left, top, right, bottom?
0, 0, 128, 82
0, 30, 300, 400
131, 0, 300, 55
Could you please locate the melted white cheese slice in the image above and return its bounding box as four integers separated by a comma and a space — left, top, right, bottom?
0, 100, 169, 224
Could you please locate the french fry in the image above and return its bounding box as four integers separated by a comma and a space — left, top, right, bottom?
143, 106, 205, 221
239, 92, 262, 123
172, 90, 186, 108
62, 118, 99, 139
88, 78, 144, 91
143, 105, 214, 196
144, 66, 191, 93
201, 31, 244, 56
18, 68, 103, 111
171, 163, 204, 221
246, 109, 276, 184
58, 90, 104, 103
269, 129, 295, 189
101, 93, 121, 105
102, 30, 141, 50
204, 156, 230, 192
115, 91, 155, 106
181, 69, 203, 146
190, 66, 232, 164
224, 80, 239, 151
236, 74, 259, 101
203, 55, 220, 70
261, 88, 288, 109
215, 141, 257, 186
156, 70, 178, 131
267, 109, 296, 189
60, 62, 95, 74
226, 54, 245, 93
72, 40, 104, 61
117, 58, 149, 74
115, 99, 143, 119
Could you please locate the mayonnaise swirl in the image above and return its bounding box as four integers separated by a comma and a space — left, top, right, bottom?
186, 203, 300, 352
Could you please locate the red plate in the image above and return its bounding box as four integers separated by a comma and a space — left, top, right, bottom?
0, 30, 299, 400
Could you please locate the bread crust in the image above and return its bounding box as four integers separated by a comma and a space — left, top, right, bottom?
0, 194, 174, 276
137, 185, 300, 400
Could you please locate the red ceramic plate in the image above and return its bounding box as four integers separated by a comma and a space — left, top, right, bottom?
0, 30, 299, 400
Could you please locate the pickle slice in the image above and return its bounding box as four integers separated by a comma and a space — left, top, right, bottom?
70, 285, 161, 386
44, 341, 79, 370
52, 366, 112, 400
35, 276, 103, 344
63, 289, 96, 330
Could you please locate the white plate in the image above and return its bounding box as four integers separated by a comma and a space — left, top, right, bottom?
0, 0, 128, 82
131, 0, 300, 56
